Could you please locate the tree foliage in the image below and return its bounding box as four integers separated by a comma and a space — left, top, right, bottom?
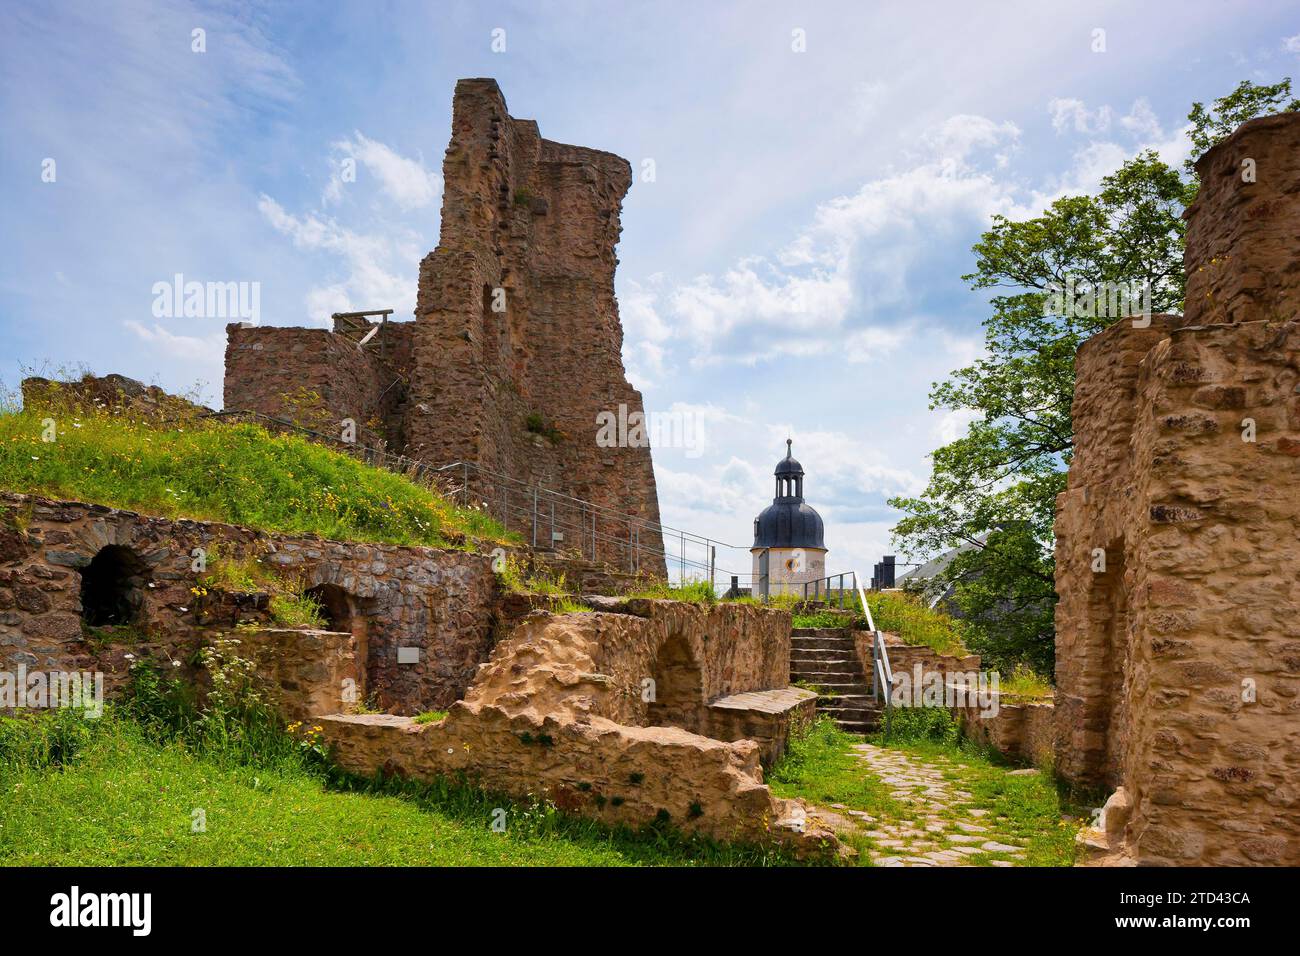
889, 79, 1296, 677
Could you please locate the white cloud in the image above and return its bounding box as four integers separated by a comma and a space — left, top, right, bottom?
623, 112, 1019, 369
123, 320, 224, 363
1284, 33, 1300, 54
1119, 98, 1162, 139
924, 115, 1022, 164
324, 132, 441, 211
1048, 98, 1112, 135
258, 195, 417, 322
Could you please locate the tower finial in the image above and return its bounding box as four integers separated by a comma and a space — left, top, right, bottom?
786, 437, 792, 458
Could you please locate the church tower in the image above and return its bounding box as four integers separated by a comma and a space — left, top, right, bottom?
750, 440, 827, 596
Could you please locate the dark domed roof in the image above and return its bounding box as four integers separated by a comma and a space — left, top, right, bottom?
752, 439, 825, 549
753, 499, 825, 549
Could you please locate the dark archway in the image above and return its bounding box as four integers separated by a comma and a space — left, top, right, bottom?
305, 583, 353, 632
646, 632, 705, 733
79, 545, 150, 627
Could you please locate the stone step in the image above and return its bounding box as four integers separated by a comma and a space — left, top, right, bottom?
820, 699, 882, 715
790, 638, 856, 652
806, 681, 872, 693
790, 659, 860, 672
792, 670, 863, 685
791, 647, 857, 661
818, 691, 877, 704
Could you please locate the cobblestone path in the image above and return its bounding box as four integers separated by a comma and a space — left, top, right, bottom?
810, 742, 1033, 867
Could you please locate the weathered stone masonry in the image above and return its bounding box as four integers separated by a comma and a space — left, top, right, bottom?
1055, 113, 1300, 865
224, 79, 663, 574
0, 492, 496, 714
320, 599, 831, 855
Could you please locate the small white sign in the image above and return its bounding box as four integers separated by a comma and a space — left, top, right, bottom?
397, 647, 420, 664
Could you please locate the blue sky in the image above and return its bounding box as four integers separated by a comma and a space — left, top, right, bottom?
2, 0, 1298, 582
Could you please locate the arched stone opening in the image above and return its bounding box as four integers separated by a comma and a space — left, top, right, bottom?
306, 583, 370, 705
646, 632, 704, 733
305, 583, 353, 632
79, 545, 150, 627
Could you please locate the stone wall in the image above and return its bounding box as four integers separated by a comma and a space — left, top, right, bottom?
223, 320, 415, 451
221, 79, 665, 575
0, 493, 497, 715
1054, 112, 1300, 865
218, 627, 358, 724
851, 631, 982, 695
953, 697, 1055, 767
461, 598, 792, 725
318, 599, 838, 857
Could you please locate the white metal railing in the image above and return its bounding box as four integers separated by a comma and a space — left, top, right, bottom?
855, 577, 893, 735
798, 571, 857, 606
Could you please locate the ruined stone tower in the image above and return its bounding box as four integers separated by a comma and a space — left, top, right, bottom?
1055, 113, 1300, 865
225, 79, 664, 575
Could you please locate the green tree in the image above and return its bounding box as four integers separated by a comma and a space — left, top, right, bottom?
1186, 79, 1299, 174
890, 79, 1296, 678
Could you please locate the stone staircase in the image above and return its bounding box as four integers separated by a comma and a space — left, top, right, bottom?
790, 627, 882, 735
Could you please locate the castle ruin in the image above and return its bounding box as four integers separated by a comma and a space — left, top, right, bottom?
225, 79, 664, 575
1055, 113, 1300, 865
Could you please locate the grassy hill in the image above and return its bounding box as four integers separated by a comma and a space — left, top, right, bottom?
0, 404, 508, 549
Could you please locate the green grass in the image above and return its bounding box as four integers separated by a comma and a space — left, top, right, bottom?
769, 718, 911, 820
998, 664, 1054, 700
495, 555, 570, 596
0, 403, 510, 549
0, 708, 804, 867
865, 591, 967, 656
791, 609, 853, 629
625, 579, 717, 604
267, 592, 326, 629
412, 710, 448, 724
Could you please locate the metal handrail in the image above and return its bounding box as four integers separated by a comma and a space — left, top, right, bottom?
854, 576, 892, 735
799, 571, 857, 607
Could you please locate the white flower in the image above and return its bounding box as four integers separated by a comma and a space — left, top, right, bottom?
123, 653, 136, 660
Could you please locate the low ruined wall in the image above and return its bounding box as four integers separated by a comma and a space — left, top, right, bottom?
232, 627, 358, 723
852, 631, 982, 694
953, 696, 1055, 767
0, 493, 497, 714
318, 598, 839, 857
465, 598, 792, 728
320, 707, 834, 856
706, 690, 816, 767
